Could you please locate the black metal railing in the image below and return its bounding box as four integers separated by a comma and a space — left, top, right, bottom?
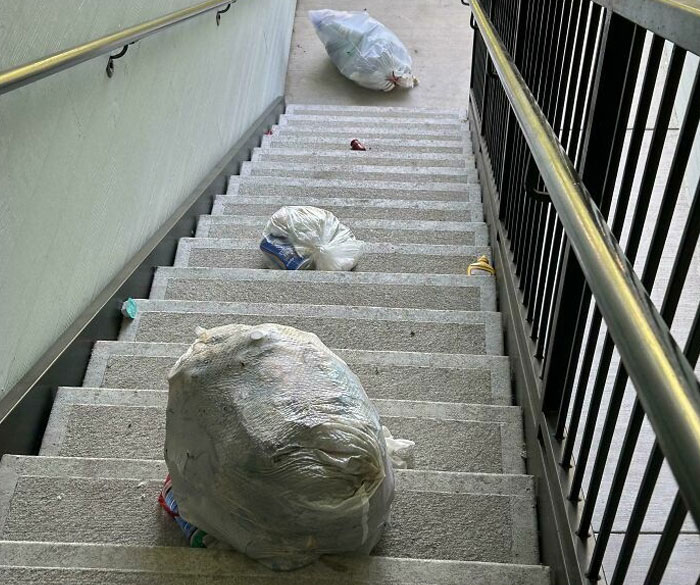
465, 0, 700, 584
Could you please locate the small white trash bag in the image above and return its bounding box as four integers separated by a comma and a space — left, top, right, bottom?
164, 323, 413, 570
260, 206, 364, 271
309, 9, 415, 92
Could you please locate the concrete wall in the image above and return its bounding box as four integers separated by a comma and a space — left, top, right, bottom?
0, 0, 296, 399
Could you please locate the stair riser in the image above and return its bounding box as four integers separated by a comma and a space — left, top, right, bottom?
118, 303, 503, 355
151, 274, 496, 312
240, 165, 476, 185
83, 345, 511, 406
0, 457, 538, 565
263, 136, 468, 154
272, 126, 464, 142
213, 197, 483, 223
196, 216, 488, 246
252, 149, 473, 168
285, 104, 466, 119
280, 113, 464, 128
183, 249, 490, 275
229, 181, 479, 203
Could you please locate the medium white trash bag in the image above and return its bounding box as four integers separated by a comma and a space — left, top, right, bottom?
164, 323, 398, 570
309, 9, 415, 92
260, 206, 364, 271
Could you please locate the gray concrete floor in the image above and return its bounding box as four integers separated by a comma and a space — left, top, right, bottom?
285, 0, 472, 109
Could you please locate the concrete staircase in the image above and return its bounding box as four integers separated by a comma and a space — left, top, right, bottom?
0, 104, 549, 584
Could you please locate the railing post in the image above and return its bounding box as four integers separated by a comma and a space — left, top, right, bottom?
541, 12, 640, 414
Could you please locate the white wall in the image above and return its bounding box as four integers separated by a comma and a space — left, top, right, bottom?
0, 0, 296, 399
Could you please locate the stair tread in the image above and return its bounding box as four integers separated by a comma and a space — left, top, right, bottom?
196, 215, 488, 246
227, 175, 480, 200
174, 237, 490, 275
212, 194, 483, 222
0, 456, 539, 565
239, 161, 477, 183
262, 135, 469, 154
270, 124, 465, 141
40, 388, 525, 474
117, 299, 504, 355
82, 342, 511, 405
286, 103, 468, 118
280, 113, 465, 127
252, 147, 474, 168
150, 266, 496, 311
0, 544, 550, 585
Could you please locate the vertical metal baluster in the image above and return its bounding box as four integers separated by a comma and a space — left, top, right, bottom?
578, 65, 700, 545
642, 493, 688, 585
553, 33, 664, 439
564, 42, 685, 484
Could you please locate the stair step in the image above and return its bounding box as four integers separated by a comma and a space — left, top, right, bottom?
212, 195, 483, 222
262, 135, 469, 154
196, 215, 487, 247
118, 300, 504, 355
239, 161, 477, 184
41, 388, 524, 474
83, 342, 512, 406
279, 114, 464, 132
0, 541, 551, 585
0, 456, 539, 564
251, 146, 474, 168
286, 103, 467, 120
174, 238, 490, 275
150, 267, 497, 312
227, 175, 481, 202
270, 124, 465, 143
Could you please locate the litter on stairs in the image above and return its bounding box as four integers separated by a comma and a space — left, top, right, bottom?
309, 9, 416, 92
163, 323, 413, 570
467, 255, 496, 276
260, 206, 364, 271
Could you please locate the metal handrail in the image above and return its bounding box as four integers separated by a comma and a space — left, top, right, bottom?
0, 0, 233, 95
469, 0, 700, 528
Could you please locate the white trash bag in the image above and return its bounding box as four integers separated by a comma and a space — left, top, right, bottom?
165, 323, 413, 570
309, 9, 415, 92
260, 206, 364, 271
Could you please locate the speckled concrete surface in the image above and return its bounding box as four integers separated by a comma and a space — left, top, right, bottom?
213, 195, 483, 222
134, 311, 490, 354
182, 242, 491, 275
120, 300, 502, 355
229, 176, 480, 203
252, 146, 474, 168
198, 216, 487, 246
240, 161, 476, 184
0, 457, 537, 564
263, 134, 468, 153
270, 124, 463, 142
285, 105, 466, 117
0, 541, 551, 585
43, 401, 519, 474
154, 268, 494, 311
280, 113, 465, 128
85, 341, 511, 405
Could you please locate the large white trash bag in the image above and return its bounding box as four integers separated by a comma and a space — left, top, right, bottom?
260, 206, 364, 271
164, 323, 397, 570
309, 9, 415, 92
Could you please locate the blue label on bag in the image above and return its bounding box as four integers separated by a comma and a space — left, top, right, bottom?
260, 236, 310, 270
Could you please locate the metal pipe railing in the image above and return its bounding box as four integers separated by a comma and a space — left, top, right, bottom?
469, 0, 700, 527
0, 0, 233, 95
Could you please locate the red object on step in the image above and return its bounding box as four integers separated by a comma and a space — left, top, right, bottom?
350, 139, 367, 151
264, 129, 274, 135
